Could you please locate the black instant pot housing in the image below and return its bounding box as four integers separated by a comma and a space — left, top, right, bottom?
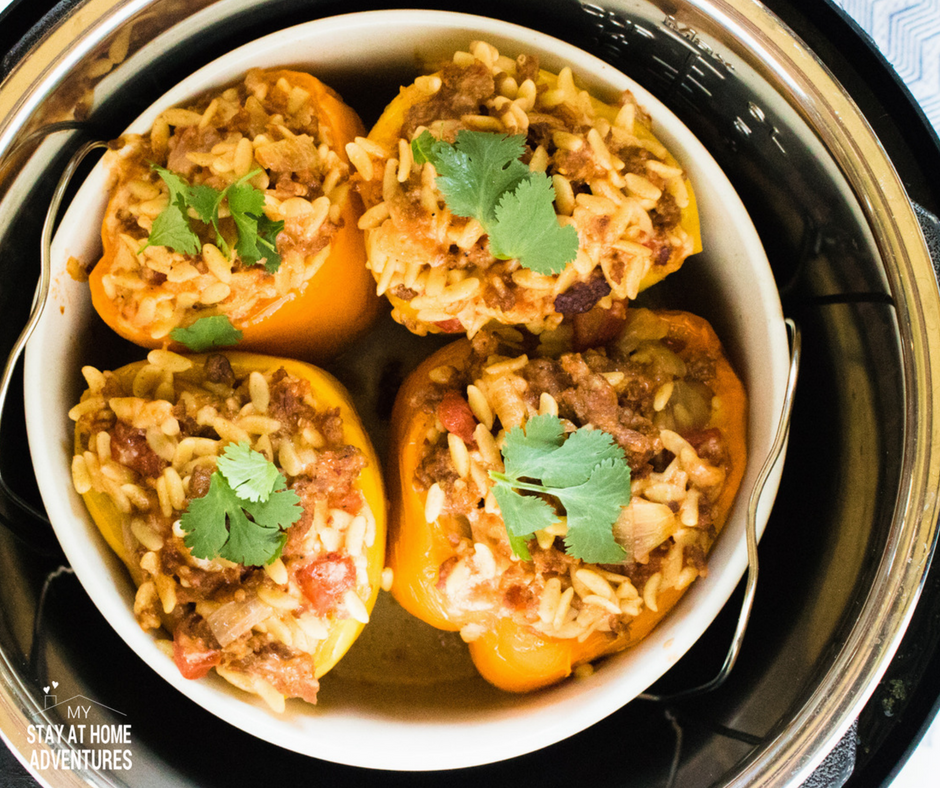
1, 1, 940, 786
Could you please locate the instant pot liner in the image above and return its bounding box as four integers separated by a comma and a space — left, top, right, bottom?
0, 1, 938, 786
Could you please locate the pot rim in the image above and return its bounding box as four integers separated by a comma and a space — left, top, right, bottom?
683, 0, 940, 784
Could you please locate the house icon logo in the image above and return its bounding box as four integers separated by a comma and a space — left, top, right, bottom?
26, 680, 133, 772
41, 680, 58, 708
34, 690, 126, 719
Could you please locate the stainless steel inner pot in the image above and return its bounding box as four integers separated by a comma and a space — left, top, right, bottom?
1, 1, 939, 786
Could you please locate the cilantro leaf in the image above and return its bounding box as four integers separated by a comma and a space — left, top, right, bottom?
528, 426, 626, 488
488, 414, 631, 563
232, 211, 284, 271
423, 130, 530, 224
490, 174, 580, 275
557, 459, 631, 563
412, 130, 578, 273
143, 204, 200, 255
141, 166, 282, 270
180, 444, 303, 566
141, 166, 201, 254
507, 530, 533, 562
241, 486, 303, 531
232, 211, 260, 260
152, 165, 192, 208
501, 413, 566, 479
227, 180, 267, 217
180, 474, 232, 558
229, 180, 283, 272
411, 130, 437, 165
186, 183, 224, 224
491, 481, 558, 561
170, 315, 243, 352
491, 481, 558, 538
220, 501, 289, 566
216, 441, 281, 502
187, 182, 229, 253
256, 215, 285, 273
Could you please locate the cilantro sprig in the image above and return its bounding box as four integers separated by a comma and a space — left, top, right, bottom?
142, 165, 285, 273
169, 315, 243, 352
412, 130, 579, 275
142, 166, 200, 254
489, 414, 631, 563
180, 441, 302, 566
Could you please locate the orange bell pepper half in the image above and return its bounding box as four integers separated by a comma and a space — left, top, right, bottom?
89, 70, 381, 362
387, 309, 746, 692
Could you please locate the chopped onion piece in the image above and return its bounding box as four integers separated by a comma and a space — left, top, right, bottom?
670, 380, 713, 431
207, 596, 271, 647
613, 499, 678, 563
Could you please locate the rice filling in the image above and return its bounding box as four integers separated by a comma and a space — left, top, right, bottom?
69, 351, 376, 709
356, 41, 697, 336
406, 316, 733, 644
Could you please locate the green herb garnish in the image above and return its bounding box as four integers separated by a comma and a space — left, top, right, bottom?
216, 441, 282, 502
142, 166, 284, 272
180, 441, 302, 566
227, 181, 285, 273
489, 413, 631, 563
142, 167, 200, 254
169, 315, 243, 352
412, 130, 579, 274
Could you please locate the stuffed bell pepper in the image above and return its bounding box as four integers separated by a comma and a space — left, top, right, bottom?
69, 349, 386, 709
91, 68, 380, 361
387, 308, 746, 692
351, 40, 701, 337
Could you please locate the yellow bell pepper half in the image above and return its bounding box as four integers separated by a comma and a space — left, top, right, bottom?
74, 351, 386, 683
364, 61, 702, 336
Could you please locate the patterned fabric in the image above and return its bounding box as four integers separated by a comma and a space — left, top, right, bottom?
834, 0, 940, 134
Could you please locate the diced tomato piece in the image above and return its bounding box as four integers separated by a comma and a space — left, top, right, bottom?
437, 390, 477, 444
330, 488, 364, 514
297, 553, 356, 616
172, 630, 222, 680
434, 318, 464, 333
572, 300, 628, 352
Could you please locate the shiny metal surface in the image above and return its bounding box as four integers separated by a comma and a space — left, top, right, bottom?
673, 2, 940, 784
0, 137, 106, 528
0, 1, 938, 786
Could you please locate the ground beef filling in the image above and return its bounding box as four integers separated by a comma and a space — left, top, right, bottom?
71, 353, 373, 707
402, 61, 497, 138
410, 326, 730, 642
358, 41, 697, 337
